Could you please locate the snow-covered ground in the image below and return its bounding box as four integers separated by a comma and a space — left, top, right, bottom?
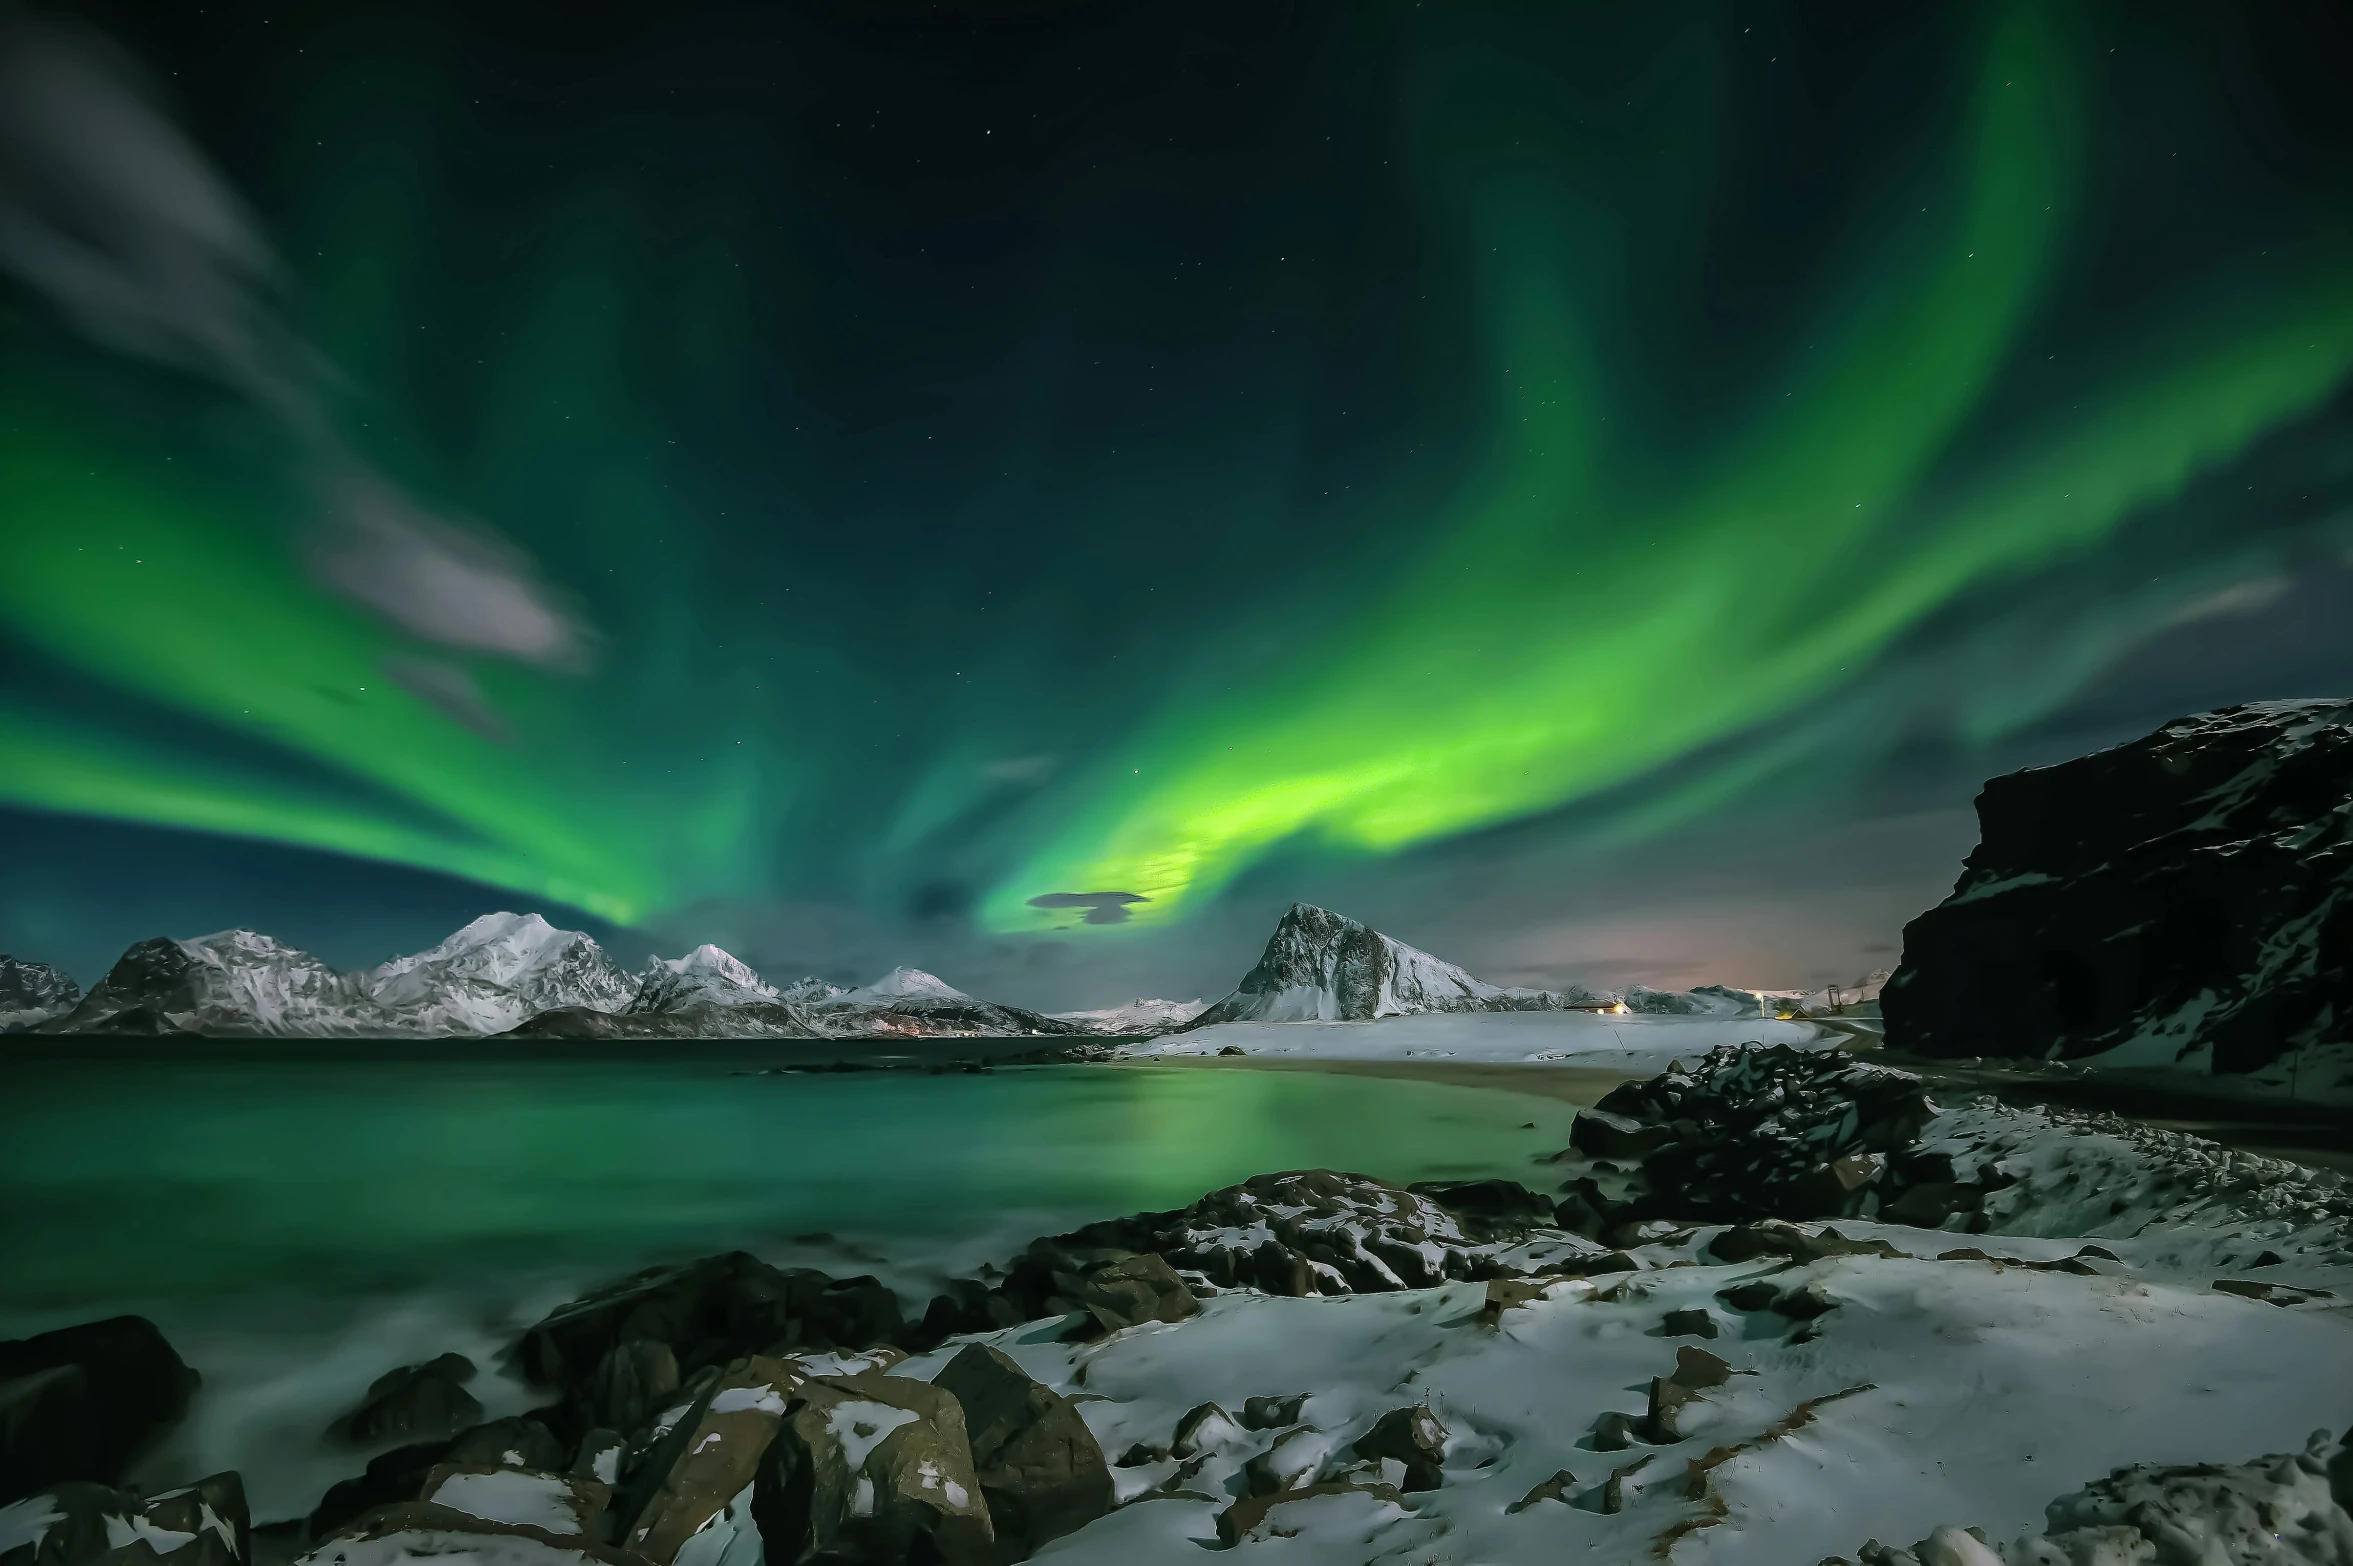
881, 1091, 2353, 1566
1123, 1010, 1827, 1070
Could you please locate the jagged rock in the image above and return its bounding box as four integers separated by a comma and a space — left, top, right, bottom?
1709, 1221, 1906, 1265
1239, 1395, 1308, 1431
0, 1317, 200, 1504
585, 1340, 679, 1437
750, 1372, 994, 1566
1662, 1308, 1719, 1339
1404, 1180, 1557, 1243
1590, 1046, 1937, 1221
1588, 1411, 1638, 1452
328, 1355, 481, 1445
0, 1473, 247, 1566
512, 1252, 903, 1402
447, 1419, 567, 1472
1351, 1406, 1446, 1492
1884, 700, 2353, 1080
1213, 1481, 1405, 1547
620, 1355, 801, 1565
418, 1466, 609, 1539
1645, 1346, 1734, 1442
929, 1345, 1113, 1555
1717, 1280, 1784, 1313
307, 1419, 566, 1539
571, 1431, 626, 1486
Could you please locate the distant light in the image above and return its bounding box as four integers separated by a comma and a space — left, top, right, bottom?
1612, 1002, 1628, 1015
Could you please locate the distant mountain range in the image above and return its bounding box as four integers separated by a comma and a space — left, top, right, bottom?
0, 902, 1851, 1041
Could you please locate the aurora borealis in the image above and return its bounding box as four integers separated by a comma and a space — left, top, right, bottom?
4, 0, 2352, 997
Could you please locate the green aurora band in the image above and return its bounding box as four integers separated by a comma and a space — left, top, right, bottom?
0, 2, 2347, 938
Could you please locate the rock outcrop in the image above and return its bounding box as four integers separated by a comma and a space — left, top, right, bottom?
0, 1316, 200, 1504
929, 1345, 1114, 1554
1, 1471, 248, 1566
1884, 699, 2353, 1080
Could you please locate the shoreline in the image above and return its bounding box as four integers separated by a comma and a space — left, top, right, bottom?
1111, 1051, 1644, 1107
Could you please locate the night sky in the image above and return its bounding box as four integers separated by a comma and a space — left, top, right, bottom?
3, 0, 2351, 1005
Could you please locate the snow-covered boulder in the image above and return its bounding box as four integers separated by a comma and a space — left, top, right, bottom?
1183, 904, 1600, 1028
0, 1470, 248, 1566
0, 955, 80, 1030
1885, 699, 2353, 1084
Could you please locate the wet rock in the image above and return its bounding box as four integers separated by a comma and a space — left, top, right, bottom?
1661, 1308, 1718, 1339
585, 1340, 678, 1436
512, 1252, 903, 1402
750, 1372, 994, 1566
1351, 1406, 1446, 1493
929, 1344, 1113, 1554
1882, 699, 2353, 1079
0, 1317, 200, 1504
418, 1467, 608, 1539
328, 1355, 481, 1446
446, 1419, 568, 1473
1213, 1481, 1404, 1547
1568, 1112, 1676, 1161
2, 1473, 248, 1566
1239, 1394, 1308, 1431
620, 1354, 801, 1565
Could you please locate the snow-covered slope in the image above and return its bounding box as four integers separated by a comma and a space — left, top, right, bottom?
0, 954, 82, 1030
1184, 904, 1610, 1028
805, 965, 1091, 1038
1052, 998, 1211, 1035
832, 966, 968, 1005
630, 943, 781, 1013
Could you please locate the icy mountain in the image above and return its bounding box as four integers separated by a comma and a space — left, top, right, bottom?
808, 965, 1091, 1038
0, 955, 81, 1030
1182, 904, 1608, 1028
631, 944, 781, 1013
1051, 997, 1211, 1035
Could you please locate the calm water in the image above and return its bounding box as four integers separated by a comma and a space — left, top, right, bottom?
1, 1044, 1574, 1516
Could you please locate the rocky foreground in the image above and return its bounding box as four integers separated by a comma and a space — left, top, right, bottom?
5, 1045, 2351, 1566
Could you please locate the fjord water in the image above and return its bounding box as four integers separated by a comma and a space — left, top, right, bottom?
0, 1044, 1572, 1517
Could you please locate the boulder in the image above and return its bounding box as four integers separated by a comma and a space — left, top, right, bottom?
749, 1372, 994, 1566
512, 1253, 903, 1401
571, 1431, 626, 1486
1351, 1406, 1446, 1492
1588, 1412, 1638, 1452
0, 1318, 199, 1504
1241, 1427, 1346, 1497
307, 1419, 566, 1539
1661, 1308, 1719, 1339
1644, 1346, 1733, 1442
1239, 1394, 1308, 1432
928, 1345, 1112, 1554
1169, 1404, 1244, 1459
1507, 1470, 1578, 1514
328, 1355, 482, 1446
1402, 1180, 1557, 1243
620, 1355, 802, 1565
1882, 700, 2353, 1078
0, 1473, 247, 1566
1058, 1255, 1196, 1339
585, 1340, 678, 1437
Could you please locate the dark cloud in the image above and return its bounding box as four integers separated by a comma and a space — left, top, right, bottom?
1027, 891, 1150, 925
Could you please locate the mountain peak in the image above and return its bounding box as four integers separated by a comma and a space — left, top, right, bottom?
844, 966, 967, 1003
632, 943, 780, 1013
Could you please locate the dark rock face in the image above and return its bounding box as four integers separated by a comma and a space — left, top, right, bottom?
931, 1344, 1114, 1556
499, 1002, 824, 1040
1883, 699, 2353, 1076
1181, 903, 1577, 1028
328, 1353, 482, 1445
0, 1316, 200, 1504
511, 1251, 904, 1408
41, 940, 201, 1034
752, 1373, 995, 1566
0, 956, 80, 1022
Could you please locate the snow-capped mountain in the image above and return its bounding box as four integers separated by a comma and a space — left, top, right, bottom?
47, 929, 378, 1036
0, 955, 81, 1030
1181, 904, 1605, 1028
367, 912, 635, 1033
1051, 997, 1211, 1035
631, 944, 781, 1013
832, 966, 966, 1005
